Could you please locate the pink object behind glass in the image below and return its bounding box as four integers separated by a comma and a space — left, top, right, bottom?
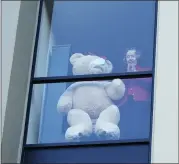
118, 49, 152, 106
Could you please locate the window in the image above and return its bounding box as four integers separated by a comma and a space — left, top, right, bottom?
22, 1, 158, 163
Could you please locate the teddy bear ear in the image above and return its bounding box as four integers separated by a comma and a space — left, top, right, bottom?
70, 53, 84, 65
106, 60, 113, 73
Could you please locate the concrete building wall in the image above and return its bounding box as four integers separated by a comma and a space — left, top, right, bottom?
151, 1, 178, 163
0, 1, 21, 162
1, 1, 21, 134
1, 1, 40, 163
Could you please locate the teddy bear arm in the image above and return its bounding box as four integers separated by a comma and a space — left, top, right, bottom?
57, 91, 73, 113
105, 79, 125, 100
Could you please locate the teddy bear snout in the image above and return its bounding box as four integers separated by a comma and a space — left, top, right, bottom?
89, 58, 108, 73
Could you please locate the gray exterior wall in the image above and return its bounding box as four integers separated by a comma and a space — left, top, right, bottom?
1, 1, 40, 163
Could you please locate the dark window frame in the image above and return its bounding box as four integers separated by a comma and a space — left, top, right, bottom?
20, 0, 158, 163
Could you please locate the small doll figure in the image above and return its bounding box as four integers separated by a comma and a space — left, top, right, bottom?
123, 49, 140, 72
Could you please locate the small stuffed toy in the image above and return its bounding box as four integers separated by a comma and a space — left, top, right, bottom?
57, 53, 125, 141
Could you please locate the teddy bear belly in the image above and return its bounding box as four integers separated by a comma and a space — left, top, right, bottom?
72, 86, 112, 119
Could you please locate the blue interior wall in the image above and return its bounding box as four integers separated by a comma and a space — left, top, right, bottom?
51, 1, 156, 74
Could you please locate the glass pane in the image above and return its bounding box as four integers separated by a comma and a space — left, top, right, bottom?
34, 1, 156, 77
27, 78, 152, 144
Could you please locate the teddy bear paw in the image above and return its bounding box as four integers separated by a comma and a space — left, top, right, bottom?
112, 79, 125, 91
95, 122, 120, 140
65, 124, 92, 141
112, 79, 123, 86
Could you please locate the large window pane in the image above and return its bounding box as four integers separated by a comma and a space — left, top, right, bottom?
27, 78, 152, 144
34, 1, 156, 77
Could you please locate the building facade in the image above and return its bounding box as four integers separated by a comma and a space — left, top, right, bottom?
1, 1, 178, 163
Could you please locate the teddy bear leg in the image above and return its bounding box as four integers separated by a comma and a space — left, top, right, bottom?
95, 105, 120, 139
65, 109, 92, 141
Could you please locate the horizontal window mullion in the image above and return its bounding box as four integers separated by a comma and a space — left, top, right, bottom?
24, 138, 150, 150
32, 71, 153, 84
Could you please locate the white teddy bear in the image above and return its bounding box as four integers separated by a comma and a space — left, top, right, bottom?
57, 53, 125, 141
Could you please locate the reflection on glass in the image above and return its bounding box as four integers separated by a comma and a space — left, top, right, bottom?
34, 1, 156, 77
27, 78, 152, 144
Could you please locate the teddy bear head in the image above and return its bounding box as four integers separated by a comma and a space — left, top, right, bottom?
70, 53, 113, 75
